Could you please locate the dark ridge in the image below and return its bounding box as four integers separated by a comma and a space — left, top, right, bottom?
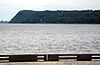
10, 10, 100, 24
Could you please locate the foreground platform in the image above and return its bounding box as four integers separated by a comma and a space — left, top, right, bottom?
0, 61, 100, 65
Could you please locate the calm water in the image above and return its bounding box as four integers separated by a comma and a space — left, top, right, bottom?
0, 24, 100, 54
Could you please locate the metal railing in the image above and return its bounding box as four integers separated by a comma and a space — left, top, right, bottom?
0, 54, 100, 62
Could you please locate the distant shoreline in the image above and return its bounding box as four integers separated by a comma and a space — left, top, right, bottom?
9, 10, 100, 24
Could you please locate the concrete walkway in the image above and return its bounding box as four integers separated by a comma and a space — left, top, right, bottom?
0, 61, 100, 65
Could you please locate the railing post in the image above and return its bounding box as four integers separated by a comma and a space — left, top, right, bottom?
48, 54, 59, 61
77, 54, 92, 61
9, 55, 37, 62
44, 55, 47, 61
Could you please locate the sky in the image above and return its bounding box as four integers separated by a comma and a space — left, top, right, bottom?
0, 0, 100, 21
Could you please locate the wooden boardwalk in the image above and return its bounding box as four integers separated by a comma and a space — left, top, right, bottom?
0, 61, 100, 65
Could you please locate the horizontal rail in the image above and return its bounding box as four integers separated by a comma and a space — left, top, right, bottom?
0, 54, 100, 62
59, 56, 77, 59
0, 58, 9, 60
92, 57, 100, 59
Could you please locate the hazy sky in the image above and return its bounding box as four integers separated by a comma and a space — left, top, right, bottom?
0, 0, 100, 21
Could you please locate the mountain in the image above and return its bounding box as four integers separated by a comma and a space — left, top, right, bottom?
0, 21, 9, 23
10, 10, 100, 24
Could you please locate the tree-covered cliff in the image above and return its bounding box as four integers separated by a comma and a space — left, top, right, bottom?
10, 10, 100, 24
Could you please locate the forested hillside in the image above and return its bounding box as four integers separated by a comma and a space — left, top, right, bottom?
10, 10, 100, 24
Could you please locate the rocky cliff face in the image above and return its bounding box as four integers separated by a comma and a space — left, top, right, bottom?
10, 10, 100, 24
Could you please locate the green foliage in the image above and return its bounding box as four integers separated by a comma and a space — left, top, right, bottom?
10, 10, 100, 24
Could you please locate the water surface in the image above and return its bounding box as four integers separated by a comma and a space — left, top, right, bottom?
0, 24, 100, 54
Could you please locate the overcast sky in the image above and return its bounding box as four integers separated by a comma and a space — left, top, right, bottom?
0, 0, 100, 21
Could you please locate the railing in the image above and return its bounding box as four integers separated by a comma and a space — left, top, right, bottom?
0, 54, 100, 62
